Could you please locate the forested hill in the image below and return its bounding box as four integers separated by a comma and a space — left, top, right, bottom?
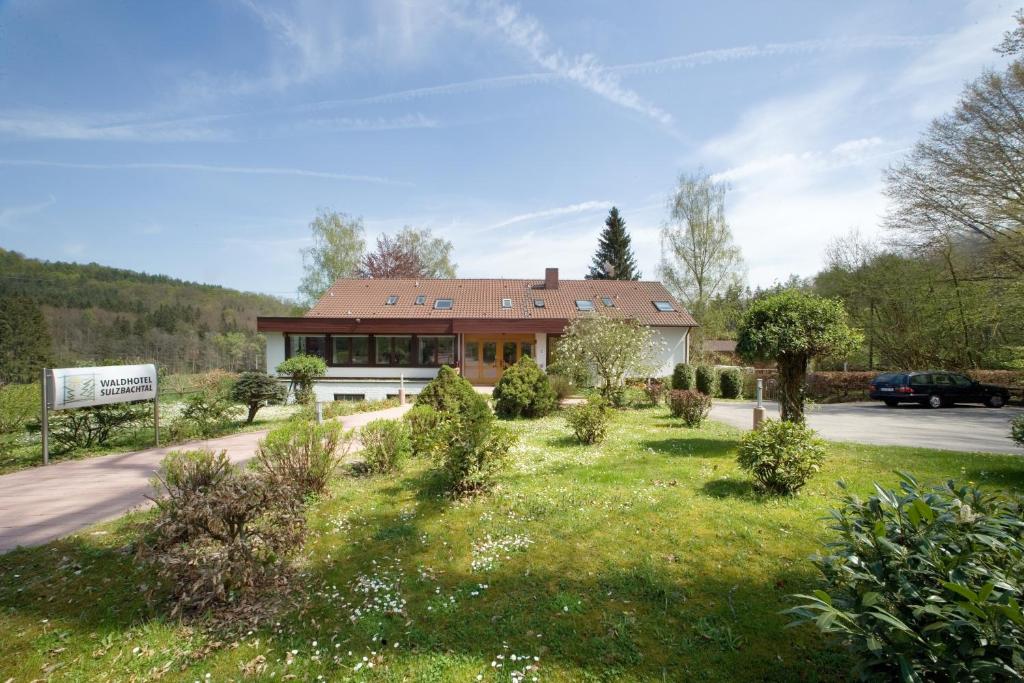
0, 248, 298, 373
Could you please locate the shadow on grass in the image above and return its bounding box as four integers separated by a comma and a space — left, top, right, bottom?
639, 437, 737, 459
702, 478, 757, 499
544, 434, 581, 449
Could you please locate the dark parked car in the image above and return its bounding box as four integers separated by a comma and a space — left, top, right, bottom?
868, 371, 1009, 409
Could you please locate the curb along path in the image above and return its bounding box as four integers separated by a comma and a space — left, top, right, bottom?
0, 404, 411, 552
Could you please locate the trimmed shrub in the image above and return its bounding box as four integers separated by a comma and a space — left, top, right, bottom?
644, 378, 667, 405
672, 363, 695, 391
788, 475, 1024, 681
668, 389, 712, 428
416, 365, 480, 414
254, 420, 352, 497
359, 419, 411, 473
141, 449, 306, 616
405, 404, 443, 458
276, 354, 326, 405
695, 365, 718, 396
493, 356, 558, 418
50, 402, 150, 453
565, 400, 611, 445
1012, 415, 1024, 448
0, 383, 37, 455
736, 419, 825, 495
547, 374, 575, 401
176, 391, 238, 437
719, 368, 743, 399
230, 372, 287, 423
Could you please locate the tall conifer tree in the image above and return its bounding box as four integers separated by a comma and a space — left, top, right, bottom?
586, 207, 641, 280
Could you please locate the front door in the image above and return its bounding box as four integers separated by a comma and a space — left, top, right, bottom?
462, 335, 535, 385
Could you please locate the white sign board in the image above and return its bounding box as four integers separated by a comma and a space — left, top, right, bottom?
48, 364, 158, 410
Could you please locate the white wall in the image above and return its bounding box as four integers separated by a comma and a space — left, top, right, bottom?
649, 326, 690, 377
534, 332, 547, 370
265, 332, 285, 372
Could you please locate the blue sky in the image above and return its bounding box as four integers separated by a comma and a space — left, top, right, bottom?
0, 0, 1015, 297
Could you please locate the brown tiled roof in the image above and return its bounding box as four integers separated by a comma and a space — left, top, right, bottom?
305, 278, 697, 327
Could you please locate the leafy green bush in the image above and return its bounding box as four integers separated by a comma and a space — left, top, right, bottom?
668, 389, 712, 428
405, 404, 443, 458
141, 449, 306, 616
230, 372, 286, 423
359, 419, 411, 473
276, 354, 326, 405
547, 374, 575, 401
644, 378, 667, 405
719, 368, 743, 399
493, 356, 558, 419
176, 391, 238, 437
788, 474, 1024, 681
254, 420, 352, 497
0, 383, 37, 454
672, 363, 695, 391
50, 402, 150, 453
417, 365, 480, 414
1012, 415, 1024, 449
695, 365, 718, 396
565, 400, 611, 444
736, 419, 825, 495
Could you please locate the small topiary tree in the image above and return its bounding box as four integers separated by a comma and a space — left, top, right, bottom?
1012, 415, 1024, 449
275, 354, 327, 405
416, 365, 479, 414
404, 404, 443, 458
695, 365, 718, 396
788, 474, 1024, 681
359, 419, 411, 474
672, 363, 695, 391
565, 399, 611, 444
736, 419, 826, 495
719, 368, 743, 399
230, 372, 287, 423
493, 356, 558, 418
737, 290, 859, 423
668, 389, 712, 427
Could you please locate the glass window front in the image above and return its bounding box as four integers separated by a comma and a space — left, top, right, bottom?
465, 341, 479, 361
482, 342, 497, 363
332, 335, 369, 365
375, 336, 411, 365
419, 336, 456, 365
503, 341, 517, 365
521, 341, 533, 358
289, 334, 326, 359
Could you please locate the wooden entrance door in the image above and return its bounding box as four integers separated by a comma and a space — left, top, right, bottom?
463, 335, 535, 385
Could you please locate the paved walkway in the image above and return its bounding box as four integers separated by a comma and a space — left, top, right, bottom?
0, 404, 411, 553
710, 400, 1024, 455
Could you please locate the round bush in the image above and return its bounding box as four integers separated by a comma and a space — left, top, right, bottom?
672, 363, 695, 391
416, 365, 480, 414
668, 389, 712, 428
276, 354, 327, 405
493, 356, 558, 418
404, 404, 443, 458
695, 365, 718, 396
719, 368, 743, 399
565, 400, 611, 444
359, 419, 411, 474
736, 419, 826, 495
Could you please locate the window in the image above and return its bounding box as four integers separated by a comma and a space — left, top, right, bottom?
415, 294, 426, 305
932, 374, 952, 386
482, 341, 497, 363
503, 341, 517, 365
653, 300, 675, 312
332, 335, 369, 365
375, 336, 411, 365
521, 341, 533, 358
533, 299, 545, 308
333, 393, 365, 402
910, 374, 930, 386
419, 335, 456, 365
952, 374, 973, 387
575, 299, 595, 311
501, 298, 513, 309
464, 341, 479, 361
434, 298, 454, 310
385, 295, 398, 305
601, 296, 615, 307
288, 334, 326, 359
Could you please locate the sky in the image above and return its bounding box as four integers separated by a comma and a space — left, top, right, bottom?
0, 0, 1017, 298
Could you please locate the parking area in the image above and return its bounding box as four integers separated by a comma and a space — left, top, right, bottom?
710, 400, 1024, 454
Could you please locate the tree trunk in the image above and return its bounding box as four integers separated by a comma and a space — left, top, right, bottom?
778, 354, 807, 423
246, 403, 259, 424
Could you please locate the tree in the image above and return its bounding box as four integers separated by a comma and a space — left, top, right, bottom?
358, 234, 427, 279
885, 13, 1024, 274
275, 354, 326, 405
586, 207, 641, 280
395, 227, 457, 278
553, 317, 664, 403
230, 372, 287, 423
0, 296, 53, 384
298, 210, 366, 305
736, 290, 859, 423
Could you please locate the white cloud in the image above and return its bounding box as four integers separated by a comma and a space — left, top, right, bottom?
483, 200, 612, 231
0, 195, 56, 228
0, 112, 223, 142
302, 113, 440, 131
0, 159, 405, 185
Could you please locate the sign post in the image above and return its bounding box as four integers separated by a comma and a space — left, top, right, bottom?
42, 363, 159, 465
753, 378, 767, 430
154, 364, 160, 447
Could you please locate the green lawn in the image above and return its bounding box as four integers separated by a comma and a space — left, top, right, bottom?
2, 408, 1023, 681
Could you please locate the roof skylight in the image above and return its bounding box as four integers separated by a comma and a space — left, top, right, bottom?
575, 300, 595, 311
501, 298, 513, 309
415, 294, 426, 305
601, 296, 614, 307
533, 299, 545, 308
652, 300, 675, 312
385, 295, 398, 305
434, 298, 454, 310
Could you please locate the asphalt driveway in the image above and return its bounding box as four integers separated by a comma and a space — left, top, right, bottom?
709, 400, 1024, 454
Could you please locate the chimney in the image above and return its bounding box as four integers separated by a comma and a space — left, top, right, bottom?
544, 267, 559, 290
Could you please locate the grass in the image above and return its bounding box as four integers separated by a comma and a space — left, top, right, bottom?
2, 407, 1023, 681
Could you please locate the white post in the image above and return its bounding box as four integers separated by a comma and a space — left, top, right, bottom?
40, 367, 49, 466
153, 364, 160, 447
399, 373, 406, 405
315, 401, 324, 424
753, 377, 766, 430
